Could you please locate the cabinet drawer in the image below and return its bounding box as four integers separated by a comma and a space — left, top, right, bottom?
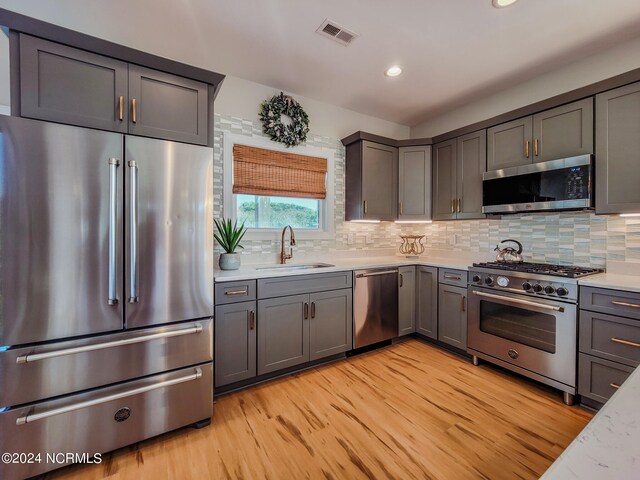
580, 311, 640, 367
258, 271, 352, 299
578, 353, 633, 404
580, 287, 640, 320
215, 280, 257, 304
0, 363, 212, 480
438, 268, 468, 287
0, 320, 212, 408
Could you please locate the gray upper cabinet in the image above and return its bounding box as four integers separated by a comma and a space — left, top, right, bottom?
309, 289, 353, 361
398, 146, 431, 220
18, 34, 208, 145
532, 98, 593, 163
345, 140, 398, 221
487, 117, 533, 171
596, 82, 640, 214
19, 34, 128, 133
128, 65, 208, 145
215, 301, 257, 388
457, 130, 486, 220
432, 139, 457, 221
398, 266, 416, 336
416, 266, 438, 338
433, 130, 486, 221
257, 294, 309, 375
488, 99, 593, 172
437, 284, 467, 350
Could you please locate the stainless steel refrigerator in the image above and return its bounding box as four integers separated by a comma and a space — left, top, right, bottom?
0, 116, 214, 480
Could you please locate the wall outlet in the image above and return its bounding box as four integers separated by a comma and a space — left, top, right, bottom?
347, 233, 355, 245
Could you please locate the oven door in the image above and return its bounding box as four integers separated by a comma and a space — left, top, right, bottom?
467, 286, 577, 388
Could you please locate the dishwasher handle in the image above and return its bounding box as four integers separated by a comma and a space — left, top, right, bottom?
355, 269, 399, 278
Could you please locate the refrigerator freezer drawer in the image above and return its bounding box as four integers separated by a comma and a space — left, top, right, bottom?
0, 363, 213, 480
0, 319, 212, 408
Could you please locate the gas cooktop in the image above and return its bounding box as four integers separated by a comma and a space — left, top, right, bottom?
471, 261, 603, 278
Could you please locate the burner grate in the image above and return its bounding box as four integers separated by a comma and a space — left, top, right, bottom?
472, 261, 603, 278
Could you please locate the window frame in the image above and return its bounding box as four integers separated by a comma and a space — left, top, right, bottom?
222, 132, 335, 240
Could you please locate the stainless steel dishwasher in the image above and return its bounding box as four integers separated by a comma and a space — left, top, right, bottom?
353, 268, 399, 348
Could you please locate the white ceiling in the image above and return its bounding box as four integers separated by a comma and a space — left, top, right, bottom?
2, 0, 640, 126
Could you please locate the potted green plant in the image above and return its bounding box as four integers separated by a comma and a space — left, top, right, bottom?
214, 218, 247, 270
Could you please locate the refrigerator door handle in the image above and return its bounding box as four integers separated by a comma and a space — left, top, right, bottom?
128, 160, 139, 303
16, 367, 202, 425
108, 158, 120, 305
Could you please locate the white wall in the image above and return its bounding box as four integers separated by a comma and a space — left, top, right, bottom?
410, 35, 640, 138
215, 76, 409, 140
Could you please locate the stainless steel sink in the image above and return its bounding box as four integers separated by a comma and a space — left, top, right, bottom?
255, 263, 334, 271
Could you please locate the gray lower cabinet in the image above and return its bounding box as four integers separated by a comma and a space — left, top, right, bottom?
128, 65, 208, 145
214, 301, 256, 388
19, 33, 128, 132
488, 99, 593, 172
398, 146, 431, 220
437, 284, 467, 350
596, 82, 640, 214
398, 266, 416, 336
345, 140, 398, 221
433, 130, 486, 220
17, 33, 209, 145
309, 289, 353, 361
416, 266, 438, 338
257, 294, 309, 375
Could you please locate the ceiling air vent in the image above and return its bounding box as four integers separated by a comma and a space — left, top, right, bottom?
316, 19, 358, 46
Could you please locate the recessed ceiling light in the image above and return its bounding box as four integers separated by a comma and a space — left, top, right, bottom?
385, 66, 403, 77
492, 0, 518, 8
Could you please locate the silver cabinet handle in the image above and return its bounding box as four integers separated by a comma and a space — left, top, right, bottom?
224, 290, 247, 295
471, 290, 563, 312
356, 270, 399, 278
610, 337, 640, 348
128, 160, 139, 303
610, 383, 621, 390
108, 158, 120, 305
444, 273, 462, 281
16, 367, 202, 425
611, 300, 640, 309
16, 324, 203, 364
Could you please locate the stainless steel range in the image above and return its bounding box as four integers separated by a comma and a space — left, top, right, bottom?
467, 261, 602, 405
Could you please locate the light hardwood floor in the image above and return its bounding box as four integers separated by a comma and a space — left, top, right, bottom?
48, 339, 593, 480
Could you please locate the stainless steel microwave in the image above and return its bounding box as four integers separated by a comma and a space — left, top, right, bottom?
482, 154, 594, 214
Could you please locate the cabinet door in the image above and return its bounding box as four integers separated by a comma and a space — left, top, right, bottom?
309, 289, 353, 361
257, 295, 309, 375
416, 266, 438, 338
398, 146, 431, 220
456, 130, 486, 220
487, 116, 533, 171
19, 34, 128, 132
437, 285, 467, 350
398, 267, 416, 336
361, 141, 398, 220
595, 82, 640, 214
533, 98, 594, 163
432, 139, 457, 220
128, 65, 208, 145
214, 301, 257, 387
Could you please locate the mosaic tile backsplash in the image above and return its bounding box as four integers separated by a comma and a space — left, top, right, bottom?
214, 114, 639, 268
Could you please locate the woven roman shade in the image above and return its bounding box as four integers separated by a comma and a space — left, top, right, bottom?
233, 144, 327, 199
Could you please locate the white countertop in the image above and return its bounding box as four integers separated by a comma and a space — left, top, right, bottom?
542, 364, 640, 479
578, 272, 640, 293
213, 253, 477, 282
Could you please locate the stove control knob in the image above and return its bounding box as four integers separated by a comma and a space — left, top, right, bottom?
472, 274, 482, 284
485, 276, 494, 286
544, 285, 556, 295
556, 287, 569, 297
533, 284, 543, 293
522, 282, 532, 291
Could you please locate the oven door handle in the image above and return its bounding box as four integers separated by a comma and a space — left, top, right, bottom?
471, 290, 564, 312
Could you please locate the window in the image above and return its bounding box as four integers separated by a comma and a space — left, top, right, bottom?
236, 195, 320, 229
223, 133, 335, 239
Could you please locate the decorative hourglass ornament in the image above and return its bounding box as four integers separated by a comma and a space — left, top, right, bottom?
399, 235, 425, 258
